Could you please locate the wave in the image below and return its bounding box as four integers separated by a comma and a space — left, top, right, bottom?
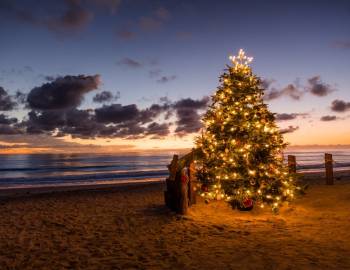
0, 169, 168, 186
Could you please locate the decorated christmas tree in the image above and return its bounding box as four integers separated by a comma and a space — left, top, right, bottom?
195, 49, 298, 212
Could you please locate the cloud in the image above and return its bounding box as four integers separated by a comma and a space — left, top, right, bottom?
60, 109, 104, 138
95, 104, 139, 124
26, 110, 66, 134
14, 91, 27, 104
280, 126, 299, 134
117, 57, 143, 68
306, 76, 335, 97
173, 97, 209, 135
0, 86, 16, 111
146, 122, 170, 137
261, 78, 275, 89
95, 102, 169, 126
0, 0, 94, 35
275, 113, 309, 121
6, 70, 209, 139
93, 91, 120, 103
47, 0, 94, 33
264, 84, 303, 101
27, 74, 100, 110
263, 76, 334, 101
320, 115, 337, 121
157, 75, 177, 83
330, 99, 350, 112
0, 124, 22, 135
0, 114, 17, 125
332, 40, 350, 49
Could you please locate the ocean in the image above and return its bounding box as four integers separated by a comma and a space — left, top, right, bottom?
0, 149, 349, 188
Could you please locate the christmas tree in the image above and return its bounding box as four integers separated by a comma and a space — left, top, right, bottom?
195, 49, 297, 212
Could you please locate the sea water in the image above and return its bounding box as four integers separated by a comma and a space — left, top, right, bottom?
0, 149, 349, 188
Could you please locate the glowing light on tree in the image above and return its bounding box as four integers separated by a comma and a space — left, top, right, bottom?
194, 49, 298, 212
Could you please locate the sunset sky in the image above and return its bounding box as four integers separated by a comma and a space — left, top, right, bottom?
0, 0, 349, 154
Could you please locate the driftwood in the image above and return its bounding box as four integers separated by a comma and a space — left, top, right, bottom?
164, 151, 197, 214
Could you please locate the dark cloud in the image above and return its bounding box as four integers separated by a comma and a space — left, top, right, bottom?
307, 76, 335, 97
0, 86, 17, 111
146, 122, 170, 137
261, 78, 275, 89
330, 99, 350, 112
280, 126, 299, 134
263, 76, 334, 101
14, 91, 27, 104
264, 84, 303, 101
157, 75, 177, 83
320, 115, 337, 121
26, 110, 66, 134
95, 104, 139, 124
95, 102, 169, 126
61, 109, 103, 138
93, 91, 120, 103
0, 114, 17, 125
117, 57, 143, 68
0, 0, 94, 34
0, 124, 22, 135
332, 40, 350, 49
275, 113, 309, 121
173, 97, 209, 135
47, 0, 93, 33
27, 74, 100, 110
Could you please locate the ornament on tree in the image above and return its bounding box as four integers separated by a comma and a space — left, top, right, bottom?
201, 184, 209, 192
237, 198, 254, 211
195, 49, 298, 211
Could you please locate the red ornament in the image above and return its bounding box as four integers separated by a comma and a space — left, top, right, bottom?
201, 184, 209, 192
243, 198, 253, 208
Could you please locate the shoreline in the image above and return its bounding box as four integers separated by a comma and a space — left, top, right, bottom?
0, 169, 350, 200
0, 179, 165, 199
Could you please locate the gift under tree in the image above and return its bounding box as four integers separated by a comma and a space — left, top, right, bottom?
195, 49, 297, 212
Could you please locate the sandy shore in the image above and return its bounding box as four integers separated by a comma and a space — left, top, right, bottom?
0, 180, 349, 269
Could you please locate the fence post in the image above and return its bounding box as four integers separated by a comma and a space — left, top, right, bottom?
189, 161, 197, 205
287, 155, 297, 174
325, 153, 334, 185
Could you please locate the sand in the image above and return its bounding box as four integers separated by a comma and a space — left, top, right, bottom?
0, 181, 349, 270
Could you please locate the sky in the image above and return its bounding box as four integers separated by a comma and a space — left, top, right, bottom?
0, 0, 349, 154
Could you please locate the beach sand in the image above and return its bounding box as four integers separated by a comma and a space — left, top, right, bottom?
0, 181, 349, 269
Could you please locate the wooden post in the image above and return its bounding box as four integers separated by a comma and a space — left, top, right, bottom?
167, 155, 179, 181
188, 161, 197, 205
178, 167, 189, 215
287, 155, 297, 174
325, 153, 334, 185
164, 155, 179, 210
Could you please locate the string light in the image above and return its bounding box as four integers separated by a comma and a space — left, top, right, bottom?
195, 49, 298, 212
